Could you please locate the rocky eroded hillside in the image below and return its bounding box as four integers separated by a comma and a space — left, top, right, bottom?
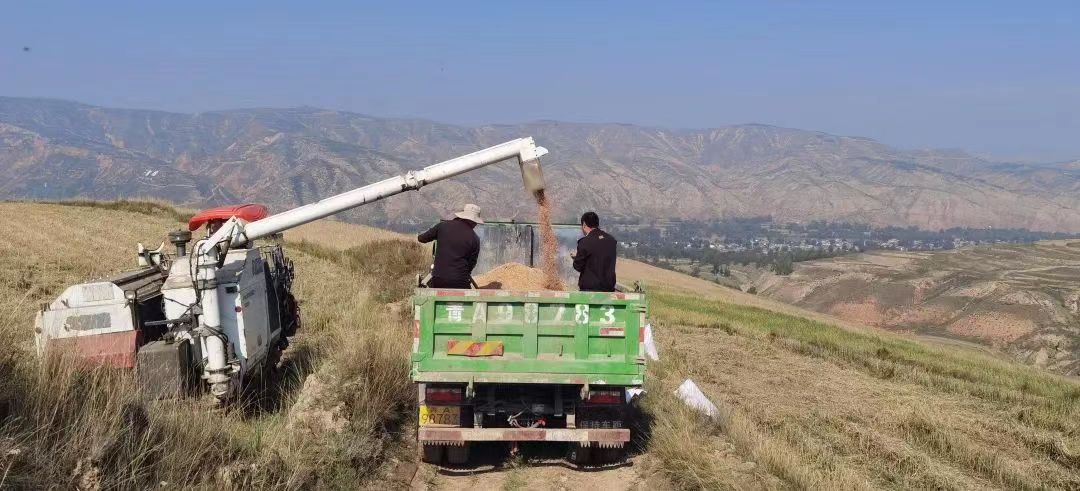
4, 97, 1080, 231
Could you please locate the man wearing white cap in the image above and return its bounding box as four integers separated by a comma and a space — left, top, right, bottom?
417, 204, 484, 288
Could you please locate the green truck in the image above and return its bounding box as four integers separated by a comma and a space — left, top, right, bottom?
410, 286, 647, 465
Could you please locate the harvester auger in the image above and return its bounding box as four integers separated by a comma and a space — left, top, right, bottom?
35, 138, 549, 402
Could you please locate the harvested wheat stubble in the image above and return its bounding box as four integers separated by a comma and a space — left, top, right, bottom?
534, 190, 564, 290
475, 263, 553, 290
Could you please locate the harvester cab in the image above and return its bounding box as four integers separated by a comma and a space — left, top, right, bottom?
34, 138, 549, 402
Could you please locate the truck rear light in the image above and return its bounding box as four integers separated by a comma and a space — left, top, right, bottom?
638, 326, 645, 358
425, 386, 464, 403
412, 318, 420, 353
586, 389, 623, 405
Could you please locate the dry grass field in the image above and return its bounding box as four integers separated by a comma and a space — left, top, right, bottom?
3, 201, 1080, 490
644, 291, 1080, 489
284, 218, 409, 250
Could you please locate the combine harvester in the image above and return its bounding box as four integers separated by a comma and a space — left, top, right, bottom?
35, 138, 550, 401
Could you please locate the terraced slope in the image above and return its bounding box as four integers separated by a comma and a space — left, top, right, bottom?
757, 243, 1080, 375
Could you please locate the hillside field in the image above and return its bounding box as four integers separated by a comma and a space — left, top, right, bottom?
1, 202, 1078, 489
757, 245, 1080, 376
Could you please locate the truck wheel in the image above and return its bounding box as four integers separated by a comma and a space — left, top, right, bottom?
567, 445, 592, 466
421, 444, 445, 464
597, 447, 625, 465
446, 443, 471, 465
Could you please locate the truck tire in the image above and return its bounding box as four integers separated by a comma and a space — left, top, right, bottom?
567, 445, 592, 466
421, 443, 445, 464
597, 447, 626, 465
446, 443, 470, 465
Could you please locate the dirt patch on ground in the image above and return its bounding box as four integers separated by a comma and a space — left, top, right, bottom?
948, 281, 1000, 298
827, 300, 888, 326
411, 455, 661, 491
890, 304, 951, 328
947, 313, 1038, 346
286, 371, 348, 436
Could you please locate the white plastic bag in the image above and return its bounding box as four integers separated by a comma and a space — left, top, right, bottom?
643, 323, 660, 361
675, 379, 718, 418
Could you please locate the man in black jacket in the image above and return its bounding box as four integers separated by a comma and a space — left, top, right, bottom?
417, 204, 482, 288
572, 211, 617, 292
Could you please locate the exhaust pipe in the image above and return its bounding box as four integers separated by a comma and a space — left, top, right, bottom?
169, 230, 192, 257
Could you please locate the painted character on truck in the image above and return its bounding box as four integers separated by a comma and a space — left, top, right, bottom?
572, 211, 617, 292
417, 204, 483, 289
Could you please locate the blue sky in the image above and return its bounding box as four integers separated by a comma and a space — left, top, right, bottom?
2, 1, 1078, 161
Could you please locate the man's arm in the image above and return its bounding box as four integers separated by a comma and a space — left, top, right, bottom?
572, 240, 589, 272
417, 222, 440, 243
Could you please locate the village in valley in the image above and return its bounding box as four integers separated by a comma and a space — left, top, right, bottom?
611, 217, 1079, 276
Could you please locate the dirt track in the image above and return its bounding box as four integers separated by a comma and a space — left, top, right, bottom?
410, 450, 663, 490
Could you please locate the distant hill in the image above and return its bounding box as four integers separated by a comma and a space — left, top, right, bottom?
4, 96, 1080, 231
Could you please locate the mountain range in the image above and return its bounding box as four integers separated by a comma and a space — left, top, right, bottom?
2, 96, 1079, 231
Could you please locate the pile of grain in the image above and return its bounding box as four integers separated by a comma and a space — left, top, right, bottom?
534, 190, 565, 290
475, 263, 551, 290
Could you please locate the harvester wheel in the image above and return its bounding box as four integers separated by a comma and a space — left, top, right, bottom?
446, 443, 471, 465
421, 444, 445, 465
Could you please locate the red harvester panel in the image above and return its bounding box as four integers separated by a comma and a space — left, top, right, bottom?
48, 330, 140, 369
188, 203, 268, 231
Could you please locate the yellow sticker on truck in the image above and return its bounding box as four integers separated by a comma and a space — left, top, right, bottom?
446, 340, 503, 356
418, 404, 461, 426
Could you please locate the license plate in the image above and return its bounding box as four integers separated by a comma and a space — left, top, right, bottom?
418, 404, 461, 426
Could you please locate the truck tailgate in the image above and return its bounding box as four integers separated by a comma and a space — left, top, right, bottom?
411, 289, 646, 386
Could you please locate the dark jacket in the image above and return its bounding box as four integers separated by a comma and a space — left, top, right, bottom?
418, 218, 480, 288
573, 228, 617, 292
